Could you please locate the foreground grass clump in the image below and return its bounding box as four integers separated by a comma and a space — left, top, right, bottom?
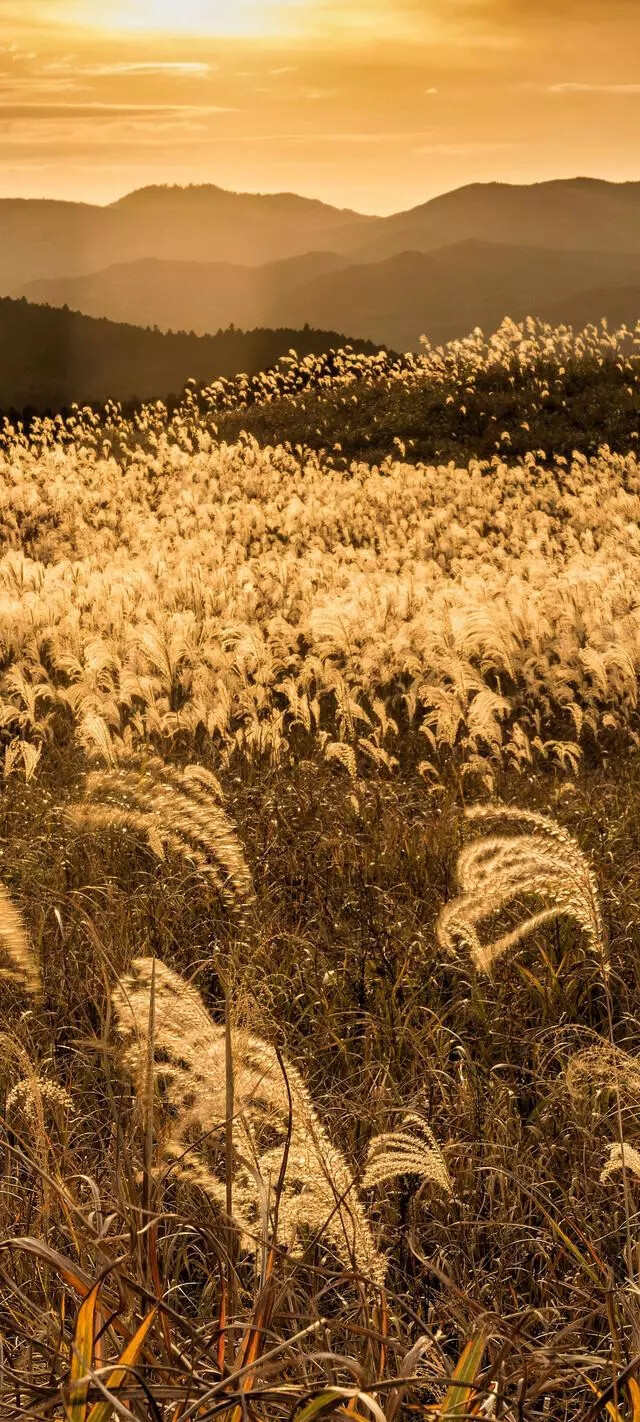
3, 318, 640, 1417
3, 754, 640, 1417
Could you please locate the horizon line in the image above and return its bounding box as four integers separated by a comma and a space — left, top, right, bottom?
0, 171, 639, 219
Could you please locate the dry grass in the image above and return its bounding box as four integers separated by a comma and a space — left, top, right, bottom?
2, 756, 640, 1419
3, 324, 640, 1418
437, 805, 607, 975
112, 955, 387, 1285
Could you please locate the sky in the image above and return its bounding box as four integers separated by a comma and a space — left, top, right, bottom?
0, 0, 639, 213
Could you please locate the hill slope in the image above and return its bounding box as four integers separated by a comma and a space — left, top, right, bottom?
344, 177, 640, 261
16, 240, 640, 350
274, 241, 640, 347
0, 296, 381, 411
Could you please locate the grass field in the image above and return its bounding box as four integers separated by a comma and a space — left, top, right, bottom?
2, 318, 640, 1420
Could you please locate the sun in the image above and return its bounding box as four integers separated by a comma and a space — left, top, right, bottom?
63, 0, 297, 39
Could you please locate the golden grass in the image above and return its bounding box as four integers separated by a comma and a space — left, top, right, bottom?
1, 321, 640, 1415
112, 956, 387, 1284
437, 805, 607, 974
0, 883, 39, 996
68, 756, 256, 919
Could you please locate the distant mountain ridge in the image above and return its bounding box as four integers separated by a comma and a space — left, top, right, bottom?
17, 239, 640, 351
342, 177, 640, 262
0, 184, 370, 290
4, 176, 640, 290
18, 251, 354, 336
3, 176, 640, 359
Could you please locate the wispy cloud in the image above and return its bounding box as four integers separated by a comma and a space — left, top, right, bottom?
69, 60, 216, 77
0, 102, 236, 120
1, 114, 215, 151
548, 81, 640, 94
0, 75, 83, 94
203, 129, 470, 147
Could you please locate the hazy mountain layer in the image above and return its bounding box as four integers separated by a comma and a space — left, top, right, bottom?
341, 177, 640, 262
0, 186, 369, 291
18, 240, 640, 351
17, 251, 353, 336
4, 177, 640, 296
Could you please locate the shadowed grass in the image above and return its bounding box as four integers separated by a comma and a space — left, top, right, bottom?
1, 750, 640, 1416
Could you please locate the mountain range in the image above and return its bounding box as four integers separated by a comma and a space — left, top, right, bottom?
2, 177, 640, 390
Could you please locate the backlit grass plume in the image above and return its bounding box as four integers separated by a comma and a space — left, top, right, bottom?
437, 805, 607, 975
68, 756, 255, 920
566, 1040, 640, 1103
112, 958, 386, 1285
362, 1111, 452, 1198
601, 1142, 640, 1184
0, 884, 39, 997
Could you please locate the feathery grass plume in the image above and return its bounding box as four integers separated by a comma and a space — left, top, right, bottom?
0, 884, 40, 996
600, 1142, 640, 1184
566, 1041, 640, 1103
4, 737, 41, 783
112, 958, 386, 1285
0, 1036, 62, 1219
7, 1076, 73, 1121
76, 711, 120, 767
67, 755, 255, 919
437, 805, 607, 975
324, 741, 358, 781
362, 1112, 452, 1197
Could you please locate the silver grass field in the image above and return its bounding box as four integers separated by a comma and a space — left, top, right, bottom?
2, 319, 640, 1419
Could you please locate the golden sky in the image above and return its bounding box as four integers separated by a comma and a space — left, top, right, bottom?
1, 0, 639, 212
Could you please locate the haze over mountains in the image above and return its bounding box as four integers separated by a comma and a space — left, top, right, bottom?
6, 177, 640, 353
0, 187, 366, 291
21, 242, 640, 353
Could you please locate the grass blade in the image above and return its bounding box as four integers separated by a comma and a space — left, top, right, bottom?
87, 1307, 157, 1422
440, 1330, 487, 1418
67, 1282, 100, 1422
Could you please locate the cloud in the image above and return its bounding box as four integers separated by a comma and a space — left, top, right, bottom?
0, 115, 215, 151
0, 75, 83, 94
548, 81, 640, 94
465, 0, 640, 25
74, 60, 215, 77
0, 101, 236, 120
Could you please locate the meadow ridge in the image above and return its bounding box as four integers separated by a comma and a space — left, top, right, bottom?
3, 318, 640, 1418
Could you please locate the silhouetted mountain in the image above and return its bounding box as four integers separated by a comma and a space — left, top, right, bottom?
0, 296, 381, 412
17, 251, 353, 336
342, 177, 640, 262
274, 241, 640, 347
0, 185, 370, 291
17, 240, 640, 351
5, 178, 640, 300
540, 284, 640, 333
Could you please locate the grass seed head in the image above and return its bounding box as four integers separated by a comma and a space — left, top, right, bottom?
437, 804, 607, 975
112, 957, 386, 1284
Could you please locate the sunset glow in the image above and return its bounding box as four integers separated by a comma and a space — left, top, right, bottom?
61, 0, 301, 39
1, 1, 639, 211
